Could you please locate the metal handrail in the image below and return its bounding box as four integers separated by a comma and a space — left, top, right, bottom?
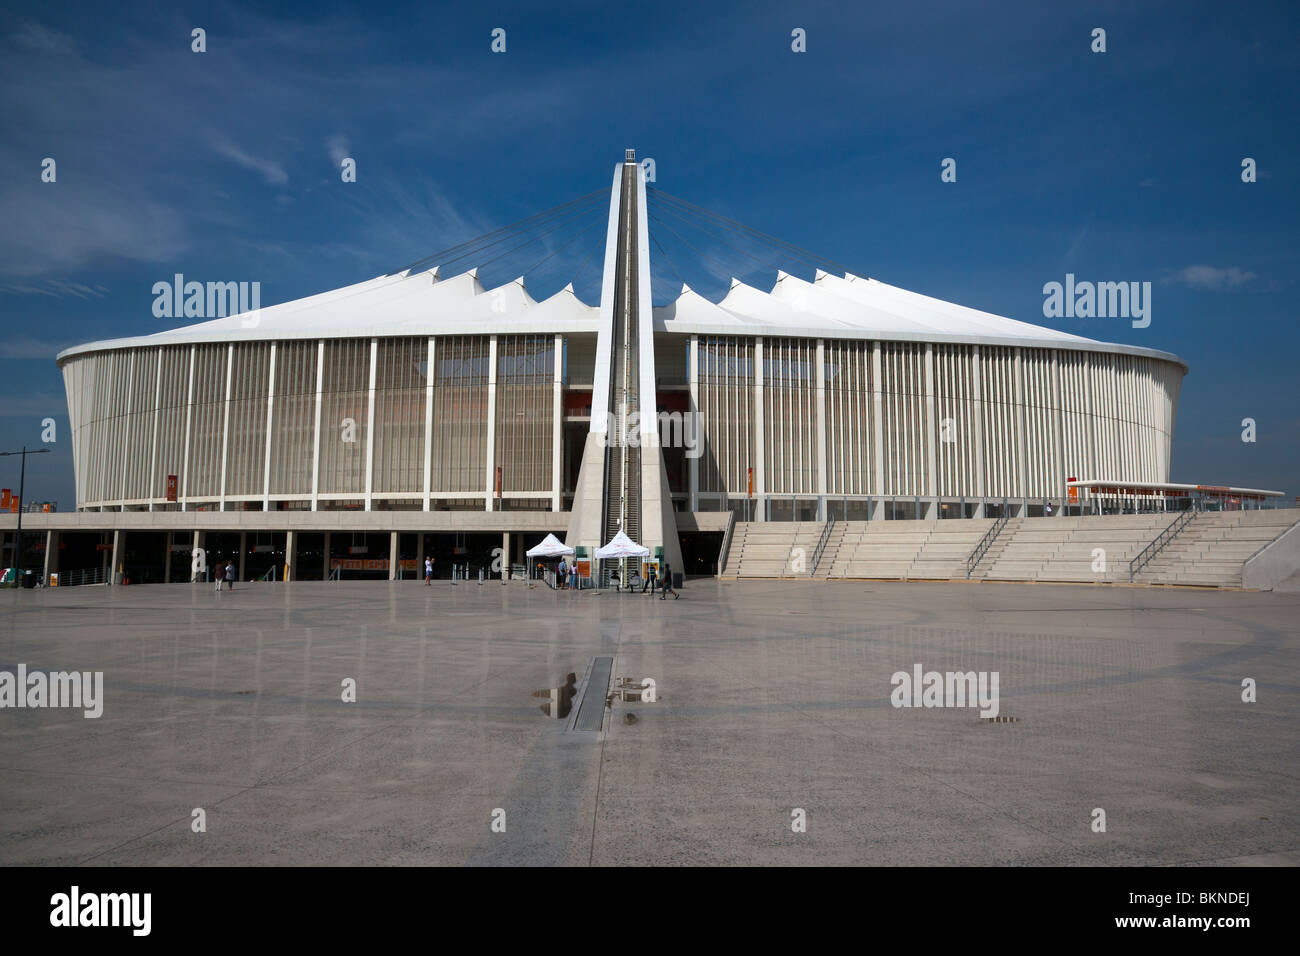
717, 510, 737, 577
966, 513, 1010, 579
1129, 510, 1195, 582
51, 566, 108, 587
256, 565, 277, 582
809, 519, 835, 577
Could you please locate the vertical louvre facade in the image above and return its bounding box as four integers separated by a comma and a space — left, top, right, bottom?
59, 334, 1183, 511
695, 336, 755, 495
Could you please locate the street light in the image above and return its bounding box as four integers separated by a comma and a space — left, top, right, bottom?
1, 447, 52, 580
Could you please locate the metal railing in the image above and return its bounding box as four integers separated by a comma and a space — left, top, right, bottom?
256, 565, 277, 583
809, 519, 835, 577
717, 510, 737, 577
1129, 509, 1196, 582
53, 566, 107, 587
966, 513, 1010, 579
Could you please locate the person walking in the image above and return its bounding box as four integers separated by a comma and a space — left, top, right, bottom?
424, 555, 433, 586
224, 561, 235, 591
642, 562, 657, 595
557, 558, 567, 590
659, 562, 679, 600
215, 558, 223, 593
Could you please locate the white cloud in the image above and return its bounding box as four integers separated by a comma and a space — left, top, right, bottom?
327, 134, 351, 168
1167, 265, 1257, 289
213, 140, 289, 186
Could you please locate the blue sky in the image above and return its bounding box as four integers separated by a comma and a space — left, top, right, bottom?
1, 0, 1296, 506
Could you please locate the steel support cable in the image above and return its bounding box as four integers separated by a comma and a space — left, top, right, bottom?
649, 187, 866, 279
395, 188, 605, 274
645, 211, 742, 283
649, 191, 841, 278
646, 198, 782, 275
392, 189, 606, 275
648, 229, 687, 289
519, 213, 609, 277
435, 197, 608, 272
468, 205, 607, 272
648, 192, 830, 277
650, 187, 849, 272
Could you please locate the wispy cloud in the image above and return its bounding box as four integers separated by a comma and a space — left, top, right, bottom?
0, 280, 107, 300
1165, 265, 1258, 290
327, 134, 351, 169
213, 140, 289, 186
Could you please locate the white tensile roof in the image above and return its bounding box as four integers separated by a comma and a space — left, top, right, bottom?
56, 265, 1184, 369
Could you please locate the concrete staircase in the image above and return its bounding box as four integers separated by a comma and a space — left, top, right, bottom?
718, 510, 1300, 589
1135, 510, 1300, 587
721, 521, 824, 578
819, 519, 996, 580
977, 514, 1169, 583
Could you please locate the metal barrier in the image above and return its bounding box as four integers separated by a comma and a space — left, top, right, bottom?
256, 565, 277, 583
966, 513, 1010, 579
1129, 509, 1196, 582
52, 566, 108, 587
809, 519, 835, 577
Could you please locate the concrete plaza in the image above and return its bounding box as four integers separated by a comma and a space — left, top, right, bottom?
1, 577, 1296, 866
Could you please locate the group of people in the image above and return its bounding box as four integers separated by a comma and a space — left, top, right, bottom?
214, 561, 236, 591
637, 561, 679, 599
554, 559, 580, 590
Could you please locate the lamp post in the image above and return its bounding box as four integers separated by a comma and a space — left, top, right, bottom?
1, 447, 51, 579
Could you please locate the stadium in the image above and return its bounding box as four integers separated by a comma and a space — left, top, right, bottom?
23, 152, 1290, 587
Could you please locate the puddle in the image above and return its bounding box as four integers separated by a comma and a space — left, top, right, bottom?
533, 672, 578, 719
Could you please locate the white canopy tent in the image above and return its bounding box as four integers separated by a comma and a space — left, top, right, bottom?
526, 533, 575, 558
594, 530, 650, 559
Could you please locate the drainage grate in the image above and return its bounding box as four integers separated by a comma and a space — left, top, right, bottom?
570, 657, 614, 732
980, 715, 1019, 723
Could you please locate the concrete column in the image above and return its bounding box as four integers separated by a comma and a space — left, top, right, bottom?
924, 344, 938, 502
753, 337, 765, 521
263, 342, 276, 511
423, 337, 435, 512
388, 531, 399, 581
284, 531, 295, 582
485, 335, 498, 511
42, 530, 56, 582
364, 338, 377, 511
219, 343, 233, 511
552, 333, 563, 511
109, 529, 122, 586
1014, 350, 1028, 510
148, 347, 163, 513
192, 530, 205, 582
972, 346, 985, 500
238, 531, 247, 582
118, 350, 135, 509
311, 340, 325, 512
164, 531, 173, 583
871, 341, 885, 498
688, 334, 699, 512
816, 339, 827, 508
180, 345, 196, 512
322, 531, 331, 581
1051, 349, 1066, 507
502, 531, 509, 582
